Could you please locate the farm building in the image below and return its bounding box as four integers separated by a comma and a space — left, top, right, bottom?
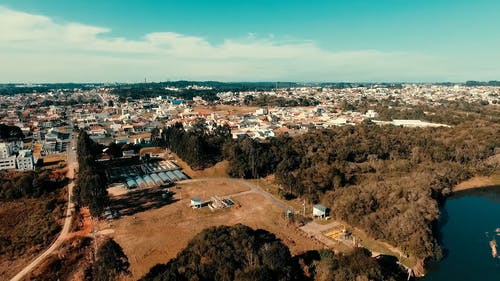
313, 204, 328, 218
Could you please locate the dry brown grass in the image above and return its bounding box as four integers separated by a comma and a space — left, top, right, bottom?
0, 191, 66, 280
42, 154, 67, 164
97, 178, 321, 280
453, 173, 500, 192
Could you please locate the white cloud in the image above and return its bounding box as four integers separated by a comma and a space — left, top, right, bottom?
0, 6, 497, 82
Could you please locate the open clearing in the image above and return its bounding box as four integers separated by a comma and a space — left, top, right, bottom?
97, 178, 321, 279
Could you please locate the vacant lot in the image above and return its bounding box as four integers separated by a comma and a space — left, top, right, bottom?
98, 178, 321, 279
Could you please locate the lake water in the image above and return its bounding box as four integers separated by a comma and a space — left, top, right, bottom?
423, 187, 500, 281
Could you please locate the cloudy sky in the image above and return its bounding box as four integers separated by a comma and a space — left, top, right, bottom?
0, 0, 499, 83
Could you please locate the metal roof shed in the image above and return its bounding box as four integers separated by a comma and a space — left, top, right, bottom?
150, 173, 163, 185
158, 172, 170, 182
313, 204, 328, 218
173, 170, 187, 180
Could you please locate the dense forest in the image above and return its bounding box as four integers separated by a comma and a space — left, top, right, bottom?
141, 224, 406, 281
298, 248, 407, 281
0, 170, 67, 200
223, 120, 499, 261
465, 80, 500, 86
243, 94, 318, 107
0, 83, 101, 95
0, 124, 24, 140
111, 81, 304, 102
73, 131, 109, 217
157, 120, 231, 169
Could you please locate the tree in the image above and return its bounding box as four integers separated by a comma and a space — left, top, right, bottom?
92, 238, 130, 281
107, 142, 123, 159
140, 224, 302, 281
74, 131, 109, 217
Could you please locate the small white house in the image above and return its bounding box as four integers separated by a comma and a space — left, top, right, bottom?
313, 204, 328, 218
191, 197, 202, 208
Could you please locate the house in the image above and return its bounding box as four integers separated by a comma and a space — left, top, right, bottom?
313, 204, 328, 218
191, 197, 202, 208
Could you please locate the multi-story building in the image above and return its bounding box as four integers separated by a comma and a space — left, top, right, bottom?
16, 150, 34, 171
0, 155, 16, 170
0, 142, 11, 159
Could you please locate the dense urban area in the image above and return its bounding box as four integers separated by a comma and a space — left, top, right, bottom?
0, 81, 499, 281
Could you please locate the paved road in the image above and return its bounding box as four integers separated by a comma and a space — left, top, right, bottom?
9, 120, 78, 281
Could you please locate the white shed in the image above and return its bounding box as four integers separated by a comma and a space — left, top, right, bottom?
313, 204, 328, 218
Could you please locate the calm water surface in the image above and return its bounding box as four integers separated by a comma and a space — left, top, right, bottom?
423, 187, 500, 281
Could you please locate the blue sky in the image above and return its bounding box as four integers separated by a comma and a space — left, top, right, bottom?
0, 0, 499, 82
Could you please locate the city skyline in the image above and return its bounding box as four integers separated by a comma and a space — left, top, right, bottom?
1, 0, 499, 83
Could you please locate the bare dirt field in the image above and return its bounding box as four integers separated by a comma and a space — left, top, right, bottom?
42, 153, 67, 164
97, 178, 322, 279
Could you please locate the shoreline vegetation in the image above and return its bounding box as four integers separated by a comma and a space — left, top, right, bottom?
451, 174, 500, 193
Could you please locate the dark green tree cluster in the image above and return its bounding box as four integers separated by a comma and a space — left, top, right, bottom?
298, 248, 405, 281
465, 80, 500, 86
140, 224, 302, 281
159, 119, 231, 169
73, 131, 109, 217
243, 95, 318, 107
0, 83, 100, 95
106, 142, 123, 159
0, 124, 24, 140
0, 171, 67, 201
223, 137, 289, 178
90, 238, 130, 281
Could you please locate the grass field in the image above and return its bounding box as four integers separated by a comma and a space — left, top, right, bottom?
97, 178, 322, 279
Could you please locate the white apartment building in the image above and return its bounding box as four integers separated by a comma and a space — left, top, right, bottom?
0, 155, 16, 170
16, 150, 34, 171
0, 141, 35, 171
0, 142, 10, 159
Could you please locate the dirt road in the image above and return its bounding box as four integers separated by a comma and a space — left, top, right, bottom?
9, 134, 77, 281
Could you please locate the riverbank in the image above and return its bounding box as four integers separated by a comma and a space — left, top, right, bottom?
452, 174, 500, 193
423, 188, 500, 281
